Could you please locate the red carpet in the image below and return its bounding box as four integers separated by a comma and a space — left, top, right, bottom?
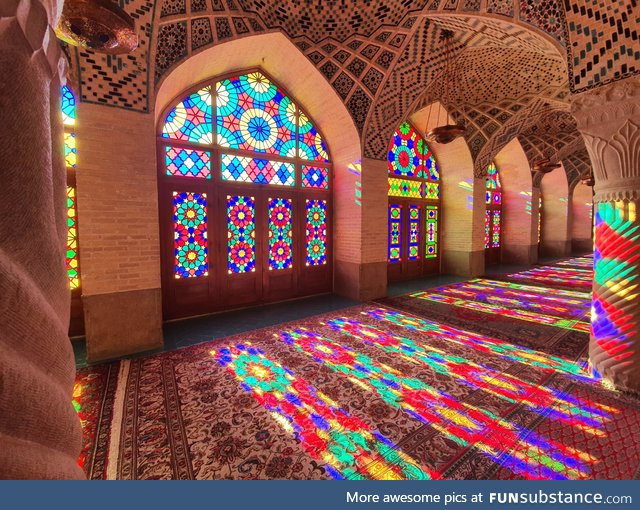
74, 257, 640, 479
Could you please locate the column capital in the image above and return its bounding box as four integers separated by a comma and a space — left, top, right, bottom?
570, 77, 640, 202
571, 76, 640, 135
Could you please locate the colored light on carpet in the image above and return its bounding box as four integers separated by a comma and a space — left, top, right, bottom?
509, 266, 593, 286
212, 343, 432, 480
365, 308, 591, 382
279, 328, 596, 479
324, 317, 611, 435
470, 279, 590, 300
410, 292, 590, 332
424, 280, 589, 318
557, 257, 594, 269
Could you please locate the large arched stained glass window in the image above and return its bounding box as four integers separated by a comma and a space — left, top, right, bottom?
485, 162, 502, 263
158, 71, 331, 319
62, 85, 80, 290
387, 121, 440, 280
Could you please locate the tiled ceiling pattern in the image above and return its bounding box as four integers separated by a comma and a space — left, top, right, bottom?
64, 0, 635, 175
235, 0, 430, 42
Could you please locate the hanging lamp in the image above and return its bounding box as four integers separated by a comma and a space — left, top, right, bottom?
424, 30, 466, 145
55, 0, 138, 54
532, 158, 561, 174
581, 173, 595, 186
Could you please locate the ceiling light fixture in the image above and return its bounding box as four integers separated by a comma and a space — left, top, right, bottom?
55, 0, 138, 54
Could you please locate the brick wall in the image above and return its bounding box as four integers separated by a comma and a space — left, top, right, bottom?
75, 104, 160, 296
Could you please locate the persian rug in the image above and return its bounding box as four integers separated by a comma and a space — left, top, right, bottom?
74, 288, 640, 479
492, 264, 594, 291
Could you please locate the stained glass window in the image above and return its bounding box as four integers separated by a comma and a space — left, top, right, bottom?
424, 182, 439, 200
227, 195, 256, 273
66, 186, 79, 289
268, 198, 293, 270
62, 86, 80, 290
64, 133, 77, 169
306, 199, 327, 266
538, 196, 542, 244
492, 211, 501, 248
162, 86, 212, 144
61, 85, 76, 126
174, 192, 208, 278
388, 178, 421, 198
485, 210, 491, 249
298, 110, 330, 163
486, 162, 501, 189
159, 72, 331, 312
217, 72, 297, 157
485, 162, 502, 254
221, 153, 294, 186
386, 121, 440, 269
165, 146, 211, 179
302, 166, 329, 189
426, 206, 438, 259
388, 204, 402, 263
387, 122, 423, 177
408, 205, 420, 261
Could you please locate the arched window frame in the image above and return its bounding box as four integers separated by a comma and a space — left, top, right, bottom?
156, 69, 333, 318
386, 121, 440, 273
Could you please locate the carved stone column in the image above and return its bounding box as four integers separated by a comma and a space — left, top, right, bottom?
571, 76, 640, 393
0, 0, 84, 478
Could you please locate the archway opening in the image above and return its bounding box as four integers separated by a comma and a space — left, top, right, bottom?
157, 70, 333, 319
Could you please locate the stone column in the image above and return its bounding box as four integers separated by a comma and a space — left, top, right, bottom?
0, 0, 84, 478
571, 76, 640, 393
539, 165, 571, 257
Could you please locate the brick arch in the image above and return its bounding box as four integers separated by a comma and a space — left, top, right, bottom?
154, 31, 369, 294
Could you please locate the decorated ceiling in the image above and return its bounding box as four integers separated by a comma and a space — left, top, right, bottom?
65, 0, 638, 184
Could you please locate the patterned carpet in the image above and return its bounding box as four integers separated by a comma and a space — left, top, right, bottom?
74, 256, 640, 480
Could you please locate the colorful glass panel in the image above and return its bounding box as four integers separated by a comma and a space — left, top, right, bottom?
162, 86, 212, 144
388, 178, 421, 198
165, 146, 211, 179
221, 153, 294, 186
216, 72, 297, 157
387, 122, 424, 177
492, 210, 501, 248
485, 190, 492, 204
388, 204, 402, 262
486, 162, 501, 189
485, 210, 491, 249
305, 199, 327, 266
64, 133, 77, 168
173, 192, 208, 278
426, 205, 438, 259
61, 85, 76, 126
301, 165, 329, 189
227, 195, 256, 273
421, 143, 439, 181
268, 198, 293, 270
66, 186, 79, 289
298, 111, 329, 163
493, 191, 502, 205
408, 205, 420, 260
424, 181, 440, 200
